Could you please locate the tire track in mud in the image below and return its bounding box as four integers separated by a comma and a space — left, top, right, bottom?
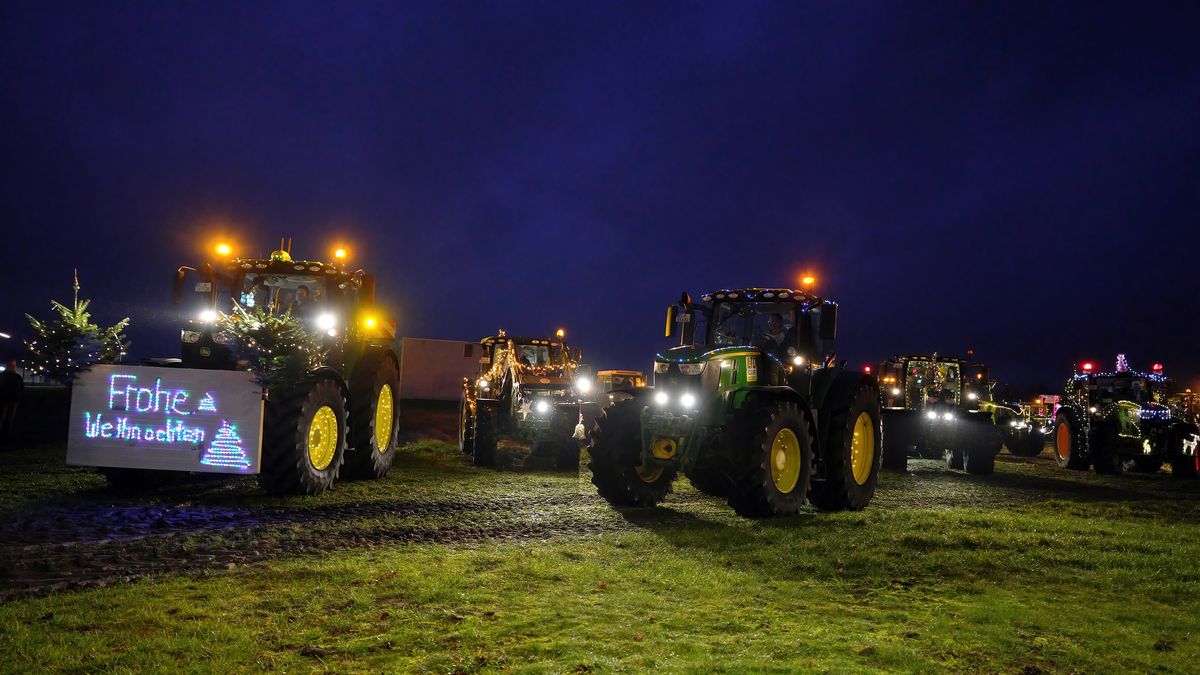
0, 491, 713, 600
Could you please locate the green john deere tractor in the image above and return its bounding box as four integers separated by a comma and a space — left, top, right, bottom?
1052, 357, 1199, 476
588, 287, 882, 517
154, 243, 401, 495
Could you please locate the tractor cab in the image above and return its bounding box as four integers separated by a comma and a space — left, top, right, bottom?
171, 245, 390, 371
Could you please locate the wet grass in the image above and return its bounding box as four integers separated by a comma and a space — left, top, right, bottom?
2, 439, 1199, 672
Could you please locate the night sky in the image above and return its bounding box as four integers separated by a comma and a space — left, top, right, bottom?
2, 1, 1198, 394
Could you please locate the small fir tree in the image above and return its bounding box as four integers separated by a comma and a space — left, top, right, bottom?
220, 303, 325, 390
24, 289, 131, 385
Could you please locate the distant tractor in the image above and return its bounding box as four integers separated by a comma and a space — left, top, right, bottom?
594, 370, 647, 407
458, 330, 588, 469
1053, 357, 1199, 476
588, 286, 882, 518
876, 354, 1005, 474
78, 242, 401, 496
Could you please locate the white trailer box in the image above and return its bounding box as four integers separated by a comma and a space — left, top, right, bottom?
67, 365, 265, 474
399, 337, 481, 401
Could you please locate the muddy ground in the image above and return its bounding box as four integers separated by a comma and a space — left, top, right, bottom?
3, 403, 1198, 601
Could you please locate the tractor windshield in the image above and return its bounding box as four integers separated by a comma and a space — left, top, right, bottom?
904, 360, 963, 407
237, 273, 329, 317
710, 302, 796, 351
1089, 376, 1148, 404
514, 342, 564, 367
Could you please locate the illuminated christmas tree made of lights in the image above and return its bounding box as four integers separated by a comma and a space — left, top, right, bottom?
1115, 354, 1129, 373
200, 421, 251, 469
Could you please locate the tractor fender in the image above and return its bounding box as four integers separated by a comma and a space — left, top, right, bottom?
310, 365, 349, 397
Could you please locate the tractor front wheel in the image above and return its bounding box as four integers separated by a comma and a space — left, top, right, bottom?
344, 351, 400, 480
1053, 408, 1090, 470
472, 404, 498, 467
725, 401, 812, 517
259, 376, 347, 496
809, 381, 882, 511
458, 394, 475, 454
588, 398, 674, 507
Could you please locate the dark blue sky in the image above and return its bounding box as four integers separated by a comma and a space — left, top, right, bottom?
2, 1, 1198, 393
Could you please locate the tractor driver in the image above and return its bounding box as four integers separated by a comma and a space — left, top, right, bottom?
755, 313, 790, 359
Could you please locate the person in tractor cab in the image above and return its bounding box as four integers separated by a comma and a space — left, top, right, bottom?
754, 313, 792, 360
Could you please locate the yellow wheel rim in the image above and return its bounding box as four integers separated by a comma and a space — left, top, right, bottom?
850, 411, 875, 486
770, 428, 802, 494
374, 384, 394, 452
1056, 423, 1070, 461
635, 462, 664, 484
307, 405, 338, 471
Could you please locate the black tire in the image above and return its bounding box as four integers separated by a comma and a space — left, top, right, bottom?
259, 376, 347, 496
1090, 424, 1123, 475
962, 440, 998, 475
472, 405, 498, 467
810, 380, 882, 512
1171, 454, 1199, 478
684, 464, 732, 497
724, 401, 813, 518
944, 446, 964, 470
1124, 456, 1162, 473
588, 397, 675, 507
458, 394, 475, 454
1053, 408, 1090, 470
343, 351, 400, 480
881, 415, 911, 472
1006, 432, 1045, 457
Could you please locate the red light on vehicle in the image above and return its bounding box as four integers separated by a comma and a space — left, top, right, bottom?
1081, 362, 1094, 372
863, 365, 872, 374
1152, 363, 1163, 372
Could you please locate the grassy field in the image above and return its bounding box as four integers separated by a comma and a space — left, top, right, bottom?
2, 429, 1199, 672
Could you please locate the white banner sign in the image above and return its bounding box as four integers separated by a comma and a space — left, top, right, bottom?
67, 365, 265, 475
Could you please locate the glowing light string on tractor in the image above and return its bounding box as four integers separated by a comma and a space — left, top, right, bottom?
200, 421, 251, 469
197, 392, 217, 412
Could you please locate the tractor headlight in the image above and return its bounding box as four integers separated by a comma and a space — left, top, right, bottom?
967, 392, 978, 400
198, 309, 217, 323
575, 377, 592, 394
316, 312, 337, 331
926, 410, 938, 420
1088, 406, 1097, 414
678, 363, 706, 376
891, 388, 901, 396
212, 332, 232, 345
653, 362, 669, 374
680, 392, 697, 408
943, 412, 954, 421
478, 378, 490, 391
535, 400, 550, 414
792, 355, 805, 366
654, 391, 669, 406
181, 330, 201, 344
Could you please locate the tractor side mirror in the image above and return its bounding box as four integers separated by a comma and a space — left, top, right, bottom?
818, 302, 838, 341
571, 347, 583, 362
360, 274, 376, 307
171, 269, 186, 305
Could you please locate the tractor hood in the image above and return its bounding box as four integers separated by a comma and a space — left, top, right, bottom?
656, 344, 762, 364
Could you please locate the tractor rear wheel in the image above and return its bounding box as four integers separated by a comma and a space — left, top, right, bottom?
344, 351, 400, 480
588, 398, 674, 507
961, 424, 1000, 475
1053, 408, 1090, 470
725, 401, 812, 517
259, 376, 347, 496
809, 381, 882, 511
472, 405, 498, 467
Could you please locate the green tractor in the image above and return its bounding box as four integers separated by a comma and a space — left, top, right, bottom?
1052, 356, 1199, 476
154, 242, 400, 495
458, 330, 588, 470
588, 287, 882, 517
876, 354, 1006, 474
